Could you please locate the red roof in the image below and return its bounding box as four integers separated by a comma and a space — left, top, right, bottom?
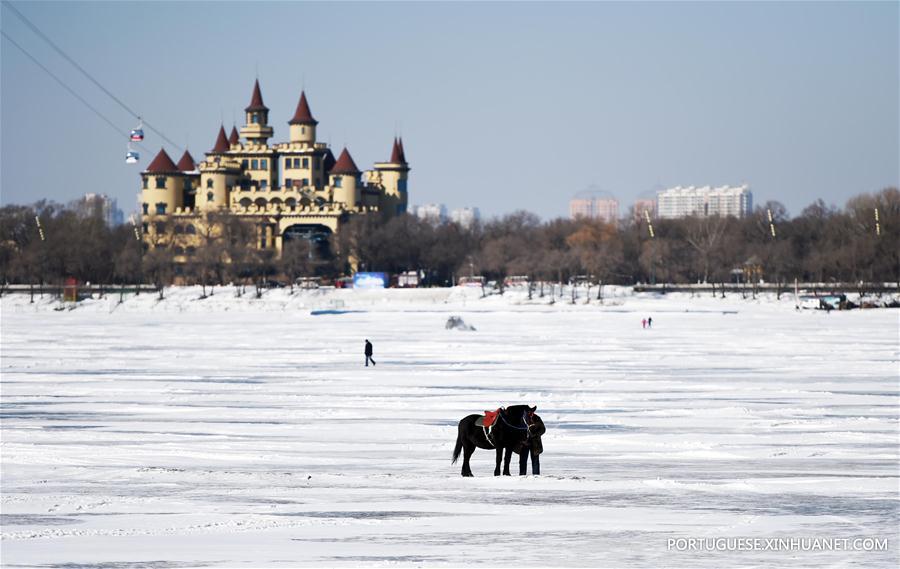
211, 125, 230, 153
244, 79, 268, 112
288, 91, 318, 125
229, 126, 239, 145
330, 148, 360, 175
390, 137, 402, 163
176, 150, 196, 171
398, 137, 407, 163
145, 148, 179, 173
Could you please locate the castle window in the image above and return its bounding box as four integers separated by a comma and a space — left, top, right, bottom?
334, 177, 342, 188
174, 225, 184, 235
207, 192, 214, 202
292, 158, 300, 168
142, 223, 148, 233
242, 159, 249, 169
206, 179, 214, 189
142, 203, 149, 215
260, 180, 268, 190
285, 178, 292, 188
301, 127, 306, 134
142, 177, 148, 189
155, 222, 166, 234
155, 202, 167, 215
155, 177, 166, 189
185, 225, 196, 235
302, 157, 309, 168
251, 159, 259, 170
261, 159, 267, 169
285, 159, 292, 170
240, 179, 250, 191
174, 246, 185, 255
251, 113, 259, 124
301, 178, 309, 187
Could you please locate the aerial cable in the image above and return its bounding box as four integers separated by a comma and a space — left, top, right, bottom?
3, 1, 184, 153
1, 30, 150, 154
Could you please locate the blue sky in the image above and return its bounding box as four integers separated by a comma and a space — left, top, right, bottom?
1, 1, 897, 219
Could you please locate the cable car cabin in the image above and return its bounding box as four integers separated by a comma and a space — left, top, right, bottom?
130, 129, 144, 141
125, 150, 140, 164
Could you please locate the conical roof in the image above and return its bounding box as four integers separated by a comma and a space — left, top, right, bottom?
390, 137, 403, 163
229, 126, 240, 145
330, 148, 360, 175
244, 79, 268, 112
398, 137, 407, 163
210, 125, 230, 153
145, 148, 179, 173
176, 150, 197, 171
288, 91, 318, 125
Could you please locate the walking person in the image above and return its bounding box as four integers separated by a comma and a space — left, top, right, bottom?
642, 318, 647, 329
648, 317, 653, 328
365, 339, 376, 367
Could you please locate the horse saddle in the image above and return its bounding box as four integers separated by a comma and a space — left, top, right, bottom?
476, 408, 501, 428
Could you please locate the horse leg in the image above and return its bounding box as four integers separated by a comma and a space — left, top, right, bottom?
503, 447, 513, 476
461, 443, 475, 477
494, 447, 502, 476
519, 450, 528, 475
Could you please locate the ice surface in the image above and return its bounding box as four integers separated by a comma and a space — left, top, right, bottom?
1, 288, 898, 567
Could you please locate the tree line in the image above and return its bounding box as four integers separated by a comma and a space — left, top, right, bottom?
1, 188, 897, 295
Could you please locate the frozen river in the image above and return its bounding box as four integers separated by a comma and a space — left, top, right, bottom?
1, 289, 898, 567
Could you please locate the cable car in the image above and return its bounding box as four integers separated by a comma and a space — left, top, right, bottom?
130, 118, 144, 142
125, 149, 139, 164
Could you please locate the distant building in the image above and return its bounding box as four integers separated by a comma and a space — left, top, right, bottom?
657, 185, 752, 219
413, 203, 447, 223
569, 196, 619, 223
633, 198, 656, 221
569, 198, 594, 219
450, 207, 480, 229
75, 193, 124, 226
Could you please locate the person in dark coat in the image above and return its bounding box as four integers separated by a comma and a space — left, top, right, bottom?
365, 339, 375, 367
514, 415, 545, 475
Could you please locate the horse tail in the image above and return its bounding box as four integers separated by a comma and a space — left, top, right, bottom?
451, 424, 464, 464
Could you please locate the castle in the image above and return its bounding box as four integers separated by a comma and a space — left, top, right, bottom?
139, 79, 409, 256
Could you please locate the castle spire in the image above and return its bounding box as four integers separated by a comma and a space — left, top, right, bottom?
244, 79, 268, 112
176, 150, 196, 171
145, 148, 179, 173
398, 137, 407, 163
390, 137, 403, 163
330, 147, 360, 175
211, 125, 230, 153
289, 91, 318, 125
229, 126, 240, 145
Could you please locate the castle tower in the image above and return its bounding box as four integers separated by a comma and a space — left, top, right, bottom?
373, 137, 410, 215
330, 148, 360, 209
239, 79, 273, 145
140, 148, 183, 220
228, 126, 240, 147
288, 91, 317, 147
210, 125, 230, 155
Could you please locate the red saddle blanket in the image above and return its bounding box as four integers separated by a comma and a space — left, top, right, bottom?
482, 408, 500, 428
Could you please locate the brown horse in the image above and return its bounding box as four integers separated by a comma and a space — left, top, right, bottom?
451, 405, 538, 477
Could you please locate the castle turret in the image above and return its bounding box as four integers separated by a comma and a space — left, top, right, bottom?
228, 126, 240, 147
373, 137, 410, 215
330, 148, 360, 208
288, 91, 317, 147
210, 125, 230, 154
240, 79, 273, 145
141, 148, 183, 220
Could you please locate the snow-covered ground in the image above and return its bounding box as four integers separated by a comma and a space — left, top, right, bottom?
2, 287, 898, 567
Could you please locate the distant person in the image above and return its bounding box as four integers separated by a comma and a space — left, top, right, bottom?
515, 414, 546, 475
648, 317, 653, 328
642, 318, 647, 329
365, 339, 375, 367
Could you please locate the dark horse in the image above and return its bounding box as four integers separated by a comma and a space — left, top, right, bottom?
452, 405, 538, 477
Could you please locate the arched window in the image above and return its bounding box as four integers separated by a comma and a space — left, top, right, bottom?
254, 198, 267, 208
239, 198, 252, 208
155, 177, 166, 189
285, 198, 297, 209
206, 178, 214, 188
207, 192, 214, 202
185, 225, 197, 235
174, 225, 184, 235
